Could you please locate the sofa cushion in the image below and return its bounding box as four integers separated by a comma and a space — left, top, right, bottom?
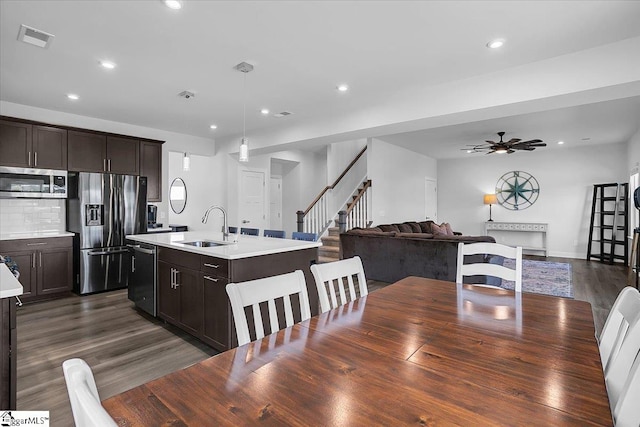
418, 221, 433, 233
403, 222, 422, 233
378, 224, 400, 232
395, 223, 414, 233
396, 232, 434, 239
347, 229, 396, 237
431, 222, 446, 235
443, 223, 455, 236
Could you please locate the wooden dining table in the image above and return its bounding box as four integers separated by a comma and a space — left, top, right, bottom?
103, 277, 613, 426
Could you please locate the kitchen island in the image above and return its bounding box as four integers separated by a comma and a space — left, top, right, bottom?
1, 263, 23, 409
126, 231, 321, 352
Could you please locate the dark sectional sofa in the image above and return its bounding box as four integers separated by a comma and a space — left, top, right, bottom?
340, 220, 495, 283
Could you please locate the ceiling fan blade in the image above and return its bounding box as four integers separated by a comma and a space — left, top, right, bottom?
507, 138, 521, 143
507, 149, 515, 154
485, 140, 497, 144
514, 139, 543, 145
526, 142, 547, 147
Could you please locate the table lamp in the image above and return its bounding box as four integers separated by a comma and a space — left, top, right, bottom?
484, 193, 497, 222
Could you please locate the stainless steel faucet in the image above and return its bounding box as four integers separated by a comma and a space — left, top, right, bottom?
202, 205, 229, 240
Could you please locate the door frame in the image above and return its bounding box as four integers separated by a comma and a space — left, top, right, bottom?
425, 177, 438, 223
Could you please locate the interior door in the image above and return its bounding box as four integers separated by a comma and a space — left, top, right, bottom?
240, 169, 266, 231
425, 178, 438, 222
270, 176, 283, 230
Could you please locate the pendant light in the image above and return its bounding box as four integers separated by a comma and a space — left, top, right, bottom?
234, 62, 253, 163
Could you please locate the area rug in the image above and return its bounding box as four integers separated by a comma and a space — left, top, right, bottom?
501, 259, 573, 298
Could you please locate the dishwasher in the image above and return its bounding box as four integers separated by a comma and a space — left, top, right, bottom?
127, 241, 157, 316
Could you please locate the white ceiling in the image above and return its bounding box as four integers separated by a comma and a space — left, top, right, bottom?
1, 1, 640, 158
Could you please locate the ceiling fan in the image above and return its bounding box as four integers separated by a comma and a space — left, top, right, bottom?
464, 131, 546, 154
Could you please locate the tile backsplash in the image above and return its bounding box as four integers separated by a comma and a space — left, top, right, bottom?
0, 199, 66, 234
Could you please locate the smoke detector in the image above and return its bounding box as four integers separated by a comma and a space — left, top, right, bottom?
273, 111, 293, 118
17, 24, 54, 49
178, 91, 195, 99
233, 62, 254, 73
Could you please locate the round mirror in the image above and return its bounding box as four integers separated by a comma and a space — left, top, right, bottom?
169, 178, 187, 214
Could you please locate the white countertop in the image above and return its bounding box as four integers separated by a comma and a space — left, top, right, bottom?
0, 263, 23, 298
0, 231, 75, 241
126, 231, 321, 260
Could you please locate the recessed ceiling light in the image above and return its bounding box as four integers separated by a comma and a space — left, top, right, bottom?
557, 141, 565, 145
337, 84, 349, 92
164, 0, 182, 10
100, 60, 116, 70
67, 94, 79, 100
581, 137, 591, 141
260, 108, 270, 115
209, 124, 217, 130
486, 39, 505, 49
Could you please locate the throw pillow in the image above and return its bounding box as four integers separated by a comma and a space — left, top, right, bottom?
443, 222, 454, 236
431, 222, 446, 235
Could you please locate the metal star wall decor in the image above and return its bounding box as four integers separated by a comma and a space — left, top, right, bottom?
495, 171, 540, 210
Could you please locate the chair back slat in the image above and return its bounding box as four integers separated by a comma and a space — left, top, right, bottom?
606, 317, 640, 409
456, 242, 523, 292
614, 353, 640, 427
599, 287, 640, 373
226, 270, 311, 346
311, 256, 368, 313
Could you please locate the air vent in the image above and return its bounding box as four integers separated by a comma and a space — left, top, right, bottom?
17, 24, 54, 49
273, 111, 293, 118
178, 91, 195, 99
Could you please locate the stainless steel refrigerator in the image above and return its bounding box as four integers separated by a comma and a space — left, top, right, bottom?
67, 172, 147, 294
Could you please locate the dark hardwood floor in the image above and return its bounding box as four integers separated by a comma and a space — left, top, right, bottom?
16, 257, 629, 426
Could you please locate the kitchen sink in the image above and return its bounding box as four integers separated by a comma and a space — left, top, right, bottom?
179, 240, 225, 247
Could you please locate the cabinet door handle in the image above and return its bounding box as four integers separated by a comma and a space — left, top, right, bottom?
203, 275, 218, 282
108, 159, 111, 171
34, 151, 38, 167
103, 158, 107, 172
39, 251, 42, 267
203, 263, 219, 269
32, 252, 36, 269
170, 268, 175, 288
175, 270, 181, 287
131, 255, 136, 273
28, 151, 32, 166
26, 242, 47, 246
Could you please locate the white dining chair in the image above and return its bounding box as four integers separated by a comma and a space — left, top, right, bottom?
456, 242, 523, 292
613, 351, 640, 427
605, 315, 640, 411
226, 270, 311, 346
311, 256, 368, 313
598, 286, 640, 373
62, 358, 117, 427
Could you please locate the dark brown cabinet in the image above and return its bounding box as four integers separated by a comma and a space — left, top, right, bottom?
107, 136, 139, 175
67, 130, 107, 172
0, 120, 67, 169
158, 248, 203, 335
1, 296, 17, 409
33, 125, 68, 169
68, 131, 140, 174
202, 271, 230, 351
140, 141, 162, 202
0, 237, 73, 302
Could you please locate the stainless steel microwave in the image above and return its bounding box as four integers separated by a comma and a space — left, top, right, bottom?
0, 167, 68, 198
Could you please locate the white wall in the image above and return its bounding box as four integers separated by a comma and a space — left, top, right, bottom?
438, 143, 627, 258
167, 152, 226, 232
368, 138, 438, 225
628, 127, 640, 174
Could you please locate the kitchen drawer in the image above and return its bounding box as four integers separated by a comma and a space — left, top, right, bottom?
0, 236, 72, 252
201, 256, 229, 278
157, 247, 200, 270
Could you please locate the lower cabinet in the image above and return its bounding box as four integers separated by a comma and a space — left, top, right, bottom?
0, 237, 73, 302
1, 296, 17, 409
158, 260, 202, 335
156, 246, 318, 352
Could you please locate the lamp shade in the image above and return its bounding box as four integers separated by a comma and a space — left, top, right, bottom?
484, 194, 497, 205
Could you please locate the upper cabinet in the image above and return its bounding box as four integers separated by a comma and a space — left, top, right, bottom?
140, 140, 162, 202
68, 131, 139, 174
106, 136, 139, 175
33, 126, 68, 170
0, 120, 67, 169
0, 116, 163, 200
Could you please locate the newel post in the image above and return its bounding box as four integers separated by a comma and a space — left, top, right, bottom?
337, 210, 347, 233
296, 211, 304, 232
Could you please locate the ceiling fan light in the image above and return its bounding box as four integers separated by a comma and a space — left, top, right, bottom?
495, 148, 508, 154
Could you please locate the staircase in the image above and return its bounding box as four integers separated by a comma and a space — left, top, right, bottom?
318, 180, 373, 263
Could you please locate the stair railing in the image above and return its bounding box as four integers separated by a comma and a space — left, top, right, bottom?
297, 146, 367, 235
337, 180, 372, 233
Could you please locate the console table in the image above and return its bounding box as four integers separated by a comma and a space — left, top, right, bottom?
485, 222, 548, 256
